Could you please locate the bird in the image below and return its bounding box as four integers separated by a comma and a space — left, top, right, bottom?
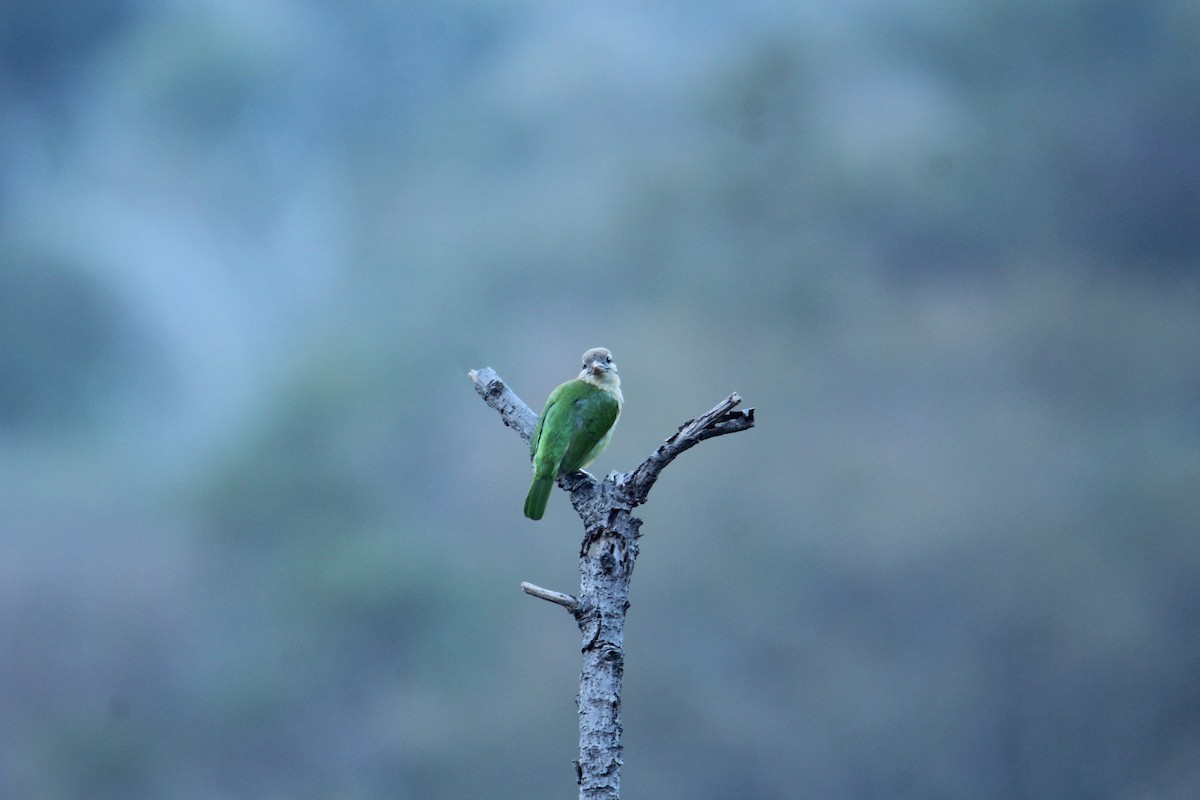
524, 347, 623, 520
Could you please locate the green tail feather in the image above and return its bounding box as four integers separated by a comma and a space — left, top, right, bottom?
524, 476, 553, 520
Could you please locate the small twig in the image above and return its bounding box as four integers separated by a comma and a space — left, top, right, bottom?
521, 581, 580, 613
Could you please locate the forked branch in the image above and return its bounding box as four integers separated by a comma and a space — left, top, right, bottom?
620, 393, 754, 505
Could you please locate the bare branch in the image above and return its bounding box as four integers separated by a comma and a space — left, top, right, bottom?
469, 368, 538, 443
521, 581, 580, 613
621, 393, 755, 505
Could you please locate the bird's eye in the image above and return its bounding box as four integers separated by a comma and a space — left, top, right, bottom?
605, 355, 612, 363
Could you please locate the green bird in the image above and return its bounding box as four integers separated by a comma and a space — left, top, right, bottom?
524, 347, 623, 520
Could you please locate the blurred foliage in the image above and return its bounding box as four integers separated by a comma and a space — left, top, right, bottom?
1, 1, 1198, 799
0, 247, 148, 431
0, 0, 133, 98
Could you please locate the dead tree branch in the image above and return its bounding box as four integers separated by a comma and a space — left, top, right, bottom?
469, 366, 754, 800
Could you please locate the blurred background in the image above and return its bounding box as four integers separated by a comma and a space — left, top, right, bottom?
2, 1, 1198, 798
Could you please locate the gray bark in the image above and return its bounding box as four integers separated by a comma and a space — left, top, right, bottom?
469, 367, 755, 800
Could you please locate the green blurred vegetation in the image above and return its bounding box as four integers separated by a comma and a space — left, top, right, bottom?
1, 1, 1198, 799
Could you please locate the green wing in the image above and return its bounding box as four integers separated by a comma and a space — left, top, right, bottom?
531, 380, 619, 475
529, 398, 551, 461
525, 380, 619, 520
530, 385, 576, 474
558, 386, 620, 474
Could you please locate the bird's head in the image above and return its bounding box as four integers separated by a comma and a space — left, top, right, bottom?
579, 347, 619, 387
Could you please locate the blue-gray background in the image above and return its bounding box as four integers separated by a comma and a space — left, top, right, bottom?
2, 2, 1198, 798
